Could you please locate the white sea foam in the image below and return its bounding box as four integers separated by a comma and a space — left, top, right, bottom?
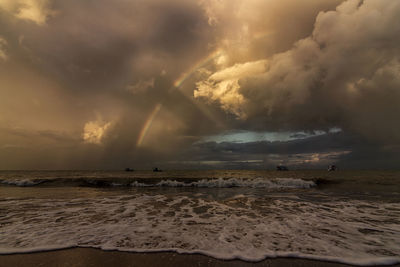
130, 178, 316, 189
0, 179, 44, 187
1, 194, 399, 266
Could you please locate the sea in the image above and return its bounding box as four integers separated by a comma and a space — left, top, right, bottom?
0, 170, 399, 266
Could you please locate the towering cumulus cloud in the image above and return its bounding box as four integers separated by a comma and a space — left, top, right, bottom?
195, 0, 400, 142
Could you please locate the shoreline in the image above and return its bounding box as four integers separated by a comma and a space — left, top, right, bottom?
1, 248, 399, 267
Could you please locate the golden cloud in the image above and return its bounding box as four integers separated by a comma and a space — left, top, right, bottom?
82, 120, 112, 145
0, 0, 55, 25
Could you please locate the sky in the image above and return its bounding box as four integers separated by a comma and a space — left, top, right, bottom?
0, 0, 399, 170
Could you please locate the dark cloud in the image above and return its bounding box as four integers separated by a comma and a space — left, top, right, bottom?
169, 131, 398, 170
187, 131, 354, 162
0, 0, 399, 169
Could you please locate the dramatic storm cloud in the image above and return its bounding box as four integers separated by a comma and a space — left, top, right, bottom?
0, 0, 399, 169
196, 0, 400, 141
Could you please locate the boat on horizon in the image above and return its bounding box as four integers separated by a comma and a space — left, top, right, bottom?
153, 167, 162, 172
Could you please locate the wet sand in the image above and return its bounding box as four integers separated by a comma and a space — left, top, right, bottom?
2, 248, 398, 267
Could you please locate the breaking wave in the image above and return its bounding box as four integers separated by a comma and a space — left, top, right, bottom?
0, 177, 315, 189
130, 178, 316, 189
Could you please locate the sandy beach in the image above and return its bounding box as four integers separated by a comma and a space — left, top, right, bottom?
2, 248, 399, 267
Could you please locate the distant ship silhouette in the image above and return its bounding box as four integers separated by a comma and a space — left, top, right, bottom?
328, 165, 337, 171
276, 165, 289, 171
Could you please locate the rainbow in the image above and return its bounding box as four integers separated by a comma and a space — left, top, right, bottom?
136, 49, 223, 148
135, 33, 275, 148
173, 49, 222, 88
136, 103, 162, 147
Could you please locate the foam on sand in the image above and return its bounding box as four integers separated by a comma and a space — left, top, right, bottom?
1, 194, 399, 266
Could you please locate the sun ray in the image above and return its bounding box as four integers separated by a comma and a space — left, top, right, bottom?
136, 49, 225, 148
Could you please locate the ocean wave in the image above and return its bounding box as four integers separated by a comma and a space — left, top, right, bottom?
130, 178, 316, 189
0, 179, 48, 187
0, 177, 316, 189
